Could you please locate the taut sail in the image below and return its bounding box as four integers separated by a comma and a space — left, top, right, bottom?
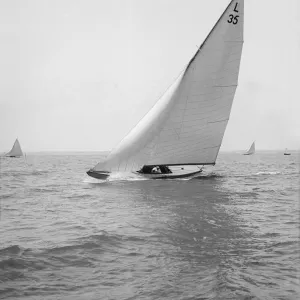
5, 139, 23, 157
244, 141, 255, 155
92, 0, 244, 172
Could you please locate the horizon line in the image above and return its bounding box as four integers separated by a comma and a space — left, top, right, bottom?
1, 149, 299, 153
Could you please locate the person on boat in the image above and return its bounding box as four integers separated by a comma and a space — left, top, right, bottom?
151, 166, 161, 173
159, 165, 172, 174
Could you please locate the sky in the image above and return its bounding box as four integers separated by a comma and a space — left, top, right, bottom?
0, 0, 299, 152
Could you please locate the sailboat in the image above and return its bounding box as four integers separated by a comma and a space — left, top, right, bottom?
87, 0, 244, 180
5, 138, 23, 158
244, 142, 255, 155
243, 141, 255, 155
284, 148, 291, 155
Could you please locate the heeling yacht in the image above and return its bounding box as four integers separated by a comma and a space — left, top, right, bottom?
5, 138, 23, 158
243, 141, 255, 155
87, 0, 244, 180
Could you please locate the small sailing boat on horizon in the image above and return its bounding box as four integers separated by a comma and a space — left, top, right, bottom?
243, 141, 255, 155
284, 148, 291, 155
5, 138, 23, 158
87, 0, 244, 180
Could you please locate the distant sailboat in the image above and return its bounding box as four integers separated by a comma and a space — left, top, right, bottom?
244, 142, 255, 155
284, 148, 291, 155
5, 139, 23, 157
87, 0, 244, 180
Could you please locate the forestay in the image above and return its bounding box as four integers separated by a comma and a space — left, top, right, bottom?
93, 0, 244, 172
6, 139, 23, 157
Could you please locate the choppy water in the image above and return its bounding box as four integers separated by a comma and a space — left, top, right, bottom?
0, 151, 299, 300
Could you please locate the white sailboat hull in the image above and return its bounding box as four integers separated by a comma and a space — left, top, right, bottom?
134, 166, 203, 179
87, 166, 203, 180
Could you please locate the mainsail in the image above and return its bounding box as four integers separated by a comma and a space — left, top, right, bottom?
5, 139, 23, 157
93, 0, 244, 172
244, 142, 255, 155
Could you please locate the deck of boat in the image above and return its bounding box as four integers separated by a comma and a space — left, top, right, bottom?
134, 166, 203, 179
87, 166, 203, 180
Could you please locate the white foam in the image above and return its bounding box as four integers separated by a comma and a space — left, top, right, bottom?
255, 171, 281, 176
107, 172, 147, 182
82, 177, 106, 184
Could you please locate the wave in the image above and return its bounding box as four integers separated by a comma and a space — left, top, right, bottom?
44, 232, 122, 255
0, 234, 123, 273
4, 170, 49, 177
268, 240, 299, 248
254, 171, 281, 176
0, 193, 15, 200
63, 193, 93, 200
30, 170, 50, 175
82, 176, 106, 184
43, 232, 148, 256
82, 172, 146, 183
0, 258, 28, 270
108, 172, 147, 181
0, 245, 22, 256
192, 173, 224, 180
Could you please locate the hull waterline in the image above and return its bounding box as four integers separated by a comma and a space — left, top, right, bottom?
87, 169, 203, 180
133, 169, 203, 179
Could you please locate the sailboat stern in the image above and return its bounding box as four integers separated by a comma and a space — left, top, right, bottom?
86, 169, 110, 180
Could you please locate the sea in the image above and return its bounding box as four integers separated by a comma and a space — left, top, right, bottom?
0, 151, 299, 300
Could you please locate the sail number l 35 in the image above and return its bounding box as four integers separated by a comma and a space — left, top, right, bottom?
227, 2, 239, 25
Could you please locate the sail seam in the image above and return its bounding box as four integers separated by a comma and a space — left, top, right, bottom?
154, 139, 224, 154
213, 85, 237, 87
207, 118, 229, 124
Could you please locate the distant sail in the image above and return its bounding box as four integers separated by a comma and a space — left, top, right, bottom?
5, 139, 23, 157
244, 141, 255, 155
284, 148, 291, 155
92, 0, 244, 173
